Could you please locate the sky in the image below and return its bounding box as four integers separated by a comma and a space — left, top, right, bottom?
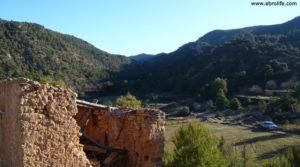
0, 0, 300, 56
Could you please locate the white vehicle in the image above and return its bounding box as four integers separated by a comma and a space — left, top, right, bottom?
260, 121, 278, 130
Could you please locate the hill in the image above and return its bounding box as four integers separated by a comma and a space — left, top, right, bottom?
109, 16, 300, 97
130, 53, 157, 62
0, 19, 131, 90
198, 16, 300, 44
182, 15, 300, 55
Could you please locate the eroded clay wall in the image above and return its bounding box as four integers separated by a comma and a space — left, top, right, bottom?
76, 105, 165, 167
0, 78, 91, 167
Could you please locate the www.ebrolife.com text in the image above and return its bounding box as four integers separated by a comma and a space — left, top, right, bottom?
251, 1, 297, 6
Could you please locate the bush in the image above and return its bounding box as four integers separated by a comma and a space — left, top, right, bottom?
164, 121, 228, 167
176, 106, 190, 117
258, 100, 267, 114
113, 92, 141, 108
230, 98, 241, 110
241, 145, 255, 167
38, 75, 67, 88
218, 136, 242, 167
271, 95, 298, 113
263, 146, 300, 167
207, 100, 215, 110
287, 146, 300, 166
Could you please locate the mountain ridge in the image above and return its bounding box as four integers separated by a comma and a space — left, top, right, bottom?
0, 19, 131, 91
173, 16, 300, 58
112, 16, 300, 97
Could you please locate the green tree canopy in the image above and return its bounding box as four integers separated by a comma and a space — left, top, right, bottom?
258, 100, 267, 113
230, 98, 241, 110
113, 92, 141, 108
165, 121, 228, 167
216, 89, 229, 110
211, 77, 228, 95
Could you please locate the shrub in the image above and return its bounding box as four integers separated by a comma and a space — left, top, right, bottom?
218, 136, 242, 167
230, 98, 241, 110
176, 106, 190, 117
38, 75, 67, 88
113, 92, 141, 108
258, 100, 267, 114
164, 121, 228, 167
263, 146, 300, 167
207, 100, 215, 110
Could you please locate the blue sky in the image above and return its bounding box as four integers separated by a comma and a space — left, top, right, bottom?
0, 0, 300, 56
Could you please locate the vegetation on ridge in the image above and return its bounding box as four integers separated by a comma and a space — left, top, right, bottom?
0, 19, 131, 91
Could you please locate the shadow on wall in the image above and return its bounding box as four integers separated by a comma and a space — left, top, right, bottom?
75, 100, 165, 167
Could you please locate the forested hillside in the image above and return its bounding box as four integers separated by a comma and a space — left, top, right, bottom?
111, 16, 300, 98
0, 19, 131, 90
1, 17, 300, 97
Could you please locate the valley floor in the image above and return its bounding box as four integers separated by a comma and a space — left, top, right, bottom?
165, 120, 300, 165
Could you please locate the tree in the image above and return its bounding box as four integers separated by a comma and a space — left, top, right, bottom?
230, 98, 241, 110
277, 95, 298, 113
268, 59, 289, 75
263, 64, 274, 76
258, 100, 267, 113
216, 89, 229, 110
113, 92, 141, 108
208, 77, 228, 100
210, 78, 228, 100
165, 121, 228, 167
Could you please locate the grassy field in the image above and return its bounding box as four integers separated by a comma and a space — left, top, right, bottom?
165, 120, 300, 164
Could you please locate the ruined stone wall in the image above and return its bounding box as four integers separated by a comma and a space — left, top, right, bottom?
0, 78, 165, 167
76, 104, 165, 167
0, 79, 23, 167
0, 78, 91, 167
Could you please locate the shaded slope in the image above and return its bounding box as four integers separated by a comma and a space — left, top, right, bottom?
113, 16, 300, 97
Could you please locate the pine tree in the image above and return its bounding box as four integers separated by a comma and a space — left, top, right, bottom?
165, 121, 228, 167
216, 89, 229, 110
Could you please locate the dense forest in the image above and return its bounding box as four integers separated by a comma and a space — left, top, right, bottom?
107, 16, 300, 98
0, 19, 131, 91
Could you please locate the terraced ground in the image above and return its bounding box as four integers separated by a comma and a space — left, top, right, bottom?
165, 120, 300, 165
